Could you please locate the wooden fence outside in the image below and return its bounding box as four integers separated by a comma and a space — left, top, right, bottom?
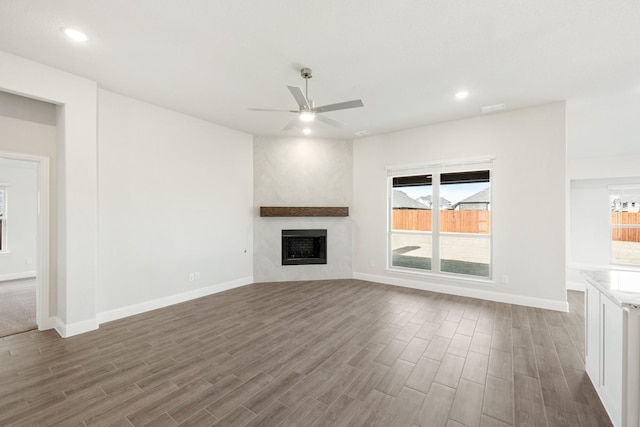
393, 210, 640, 241
392, 209, 490, 233
611, 212, 640, 242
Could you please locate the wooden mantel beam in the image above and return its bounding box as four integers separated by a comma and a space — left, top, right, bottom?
260, 206, 349, 217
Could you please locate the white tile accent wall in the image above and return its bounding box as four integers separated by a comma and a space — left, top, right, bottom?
253, 136, 353, 282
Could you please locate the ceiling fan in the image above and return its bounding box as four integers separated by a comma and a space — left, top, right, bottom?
249, 67, 364, 131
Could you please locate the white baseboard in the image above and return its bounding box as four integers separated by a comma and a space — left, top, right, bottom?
49, 316, 99, 338
353, 272, 569, 312
97, 276, 254, 325
0, 271, 36, 282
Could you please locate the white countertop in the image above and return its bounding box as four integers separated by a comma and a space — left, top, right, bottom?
582, 269, 640, 309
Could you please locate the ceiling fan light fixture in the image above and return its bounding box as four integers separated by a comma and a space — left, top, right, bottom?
299, 111, 315, 122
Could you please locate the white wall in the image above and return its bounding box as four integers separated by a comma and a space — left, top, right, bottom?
0, 159, 37, 280
97, 90, 254, 320
567, 90, 640, 161
0, 52, 255, 335
353, 103, 567, 310
567, 91, 640, 181
0, 51, 97, 336
253, 136, 353, 282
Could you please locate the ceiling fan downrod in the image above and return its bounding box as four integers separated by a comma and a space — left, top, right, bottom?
300, 68, 312, 109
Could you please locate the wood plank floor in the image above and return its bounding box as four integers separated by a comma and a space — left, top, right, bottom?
0, 279, 613, 426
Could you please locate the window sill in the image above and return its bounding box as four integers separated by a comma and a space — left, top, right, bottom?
569, 262, 640, 273
610, 263, 640, 272
385, 267, 495, 287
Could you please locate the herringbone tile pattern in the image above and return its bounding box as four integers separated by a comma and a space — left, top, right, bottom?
0, 280, 611, 426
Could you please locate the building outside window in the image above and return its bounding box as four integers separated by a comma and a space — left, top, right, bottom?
388, 159, 492, 279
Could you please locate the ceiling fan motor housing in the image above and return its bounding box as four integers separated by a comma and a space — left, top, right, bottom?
300, 68, 312, 79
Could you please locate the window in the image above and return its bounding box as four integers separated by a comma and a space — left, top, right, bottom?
610, 185, 640, 266
0, 188, 5, 252
388, 160, 492, 279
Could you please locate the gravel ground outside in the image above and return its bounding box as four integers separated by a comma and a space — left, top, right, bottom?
611, 241, 640, 265
391, 236, 640, 274
391, 233, 490, 277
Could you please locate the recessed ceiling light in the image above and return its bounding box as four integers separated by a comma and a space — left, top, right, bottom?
299, 111, 315, 122
303, 128, 311, 135
455, 91, 469, 100
354, 130, 368, 137
62, 27, 89, 42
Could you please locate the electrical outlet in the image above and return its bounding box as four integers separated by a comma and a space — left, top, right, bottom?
501, 274, 509, 284
188, 273, 195, 282
194, 272, 200, 280
25, 258, 33, 265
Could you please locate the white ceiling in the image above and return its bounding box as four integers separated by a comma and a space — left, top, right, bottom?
1, 1, 639, 139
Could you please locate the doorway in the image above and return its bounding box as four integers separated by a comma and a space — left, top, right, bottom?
0, 154, 49, 337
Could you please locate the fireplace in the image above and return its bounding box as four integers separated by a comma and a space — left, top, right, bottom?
282, 229, 327, 265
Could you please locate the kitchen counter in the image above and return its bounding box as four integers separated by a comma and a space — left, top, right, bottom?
582, 269, 640, 309
582, 269, 640, 426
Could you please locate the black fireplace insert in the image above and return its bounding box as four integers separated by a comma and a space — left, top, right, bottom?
282, 229, 327, 265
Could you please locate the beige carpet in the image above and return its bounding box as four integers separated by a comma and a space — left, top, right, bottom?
0, 278, 36, 338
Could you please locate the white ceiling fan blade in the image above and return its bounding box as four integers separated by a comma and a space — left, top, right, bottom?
316, 114, 344, 129
313, 99, 364, 114
287, 86, 310, 110
283, 118, 299, 131
248, 108, 298, 113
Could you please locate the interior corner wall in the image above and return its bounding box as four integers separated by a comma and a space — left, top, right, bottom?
253, 136, 353, 282
352, 102, 567, 310
0, 51, 98, 335
97, 90, 254, 319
